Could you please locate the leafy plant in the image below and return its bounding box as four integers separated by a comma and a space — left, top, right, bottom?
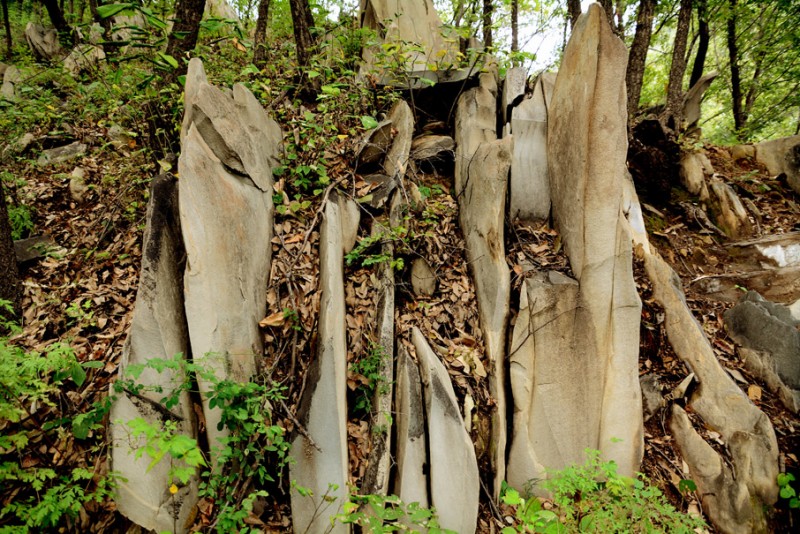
777, 473, 800, 509
334, 493, 454, 533
349, 343, 390, 416
345, 223, 409, 271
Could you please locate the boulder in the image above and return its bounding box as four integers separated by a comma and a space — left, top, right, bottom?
730, 144, 755, 161
708, 176, 752, 238
644, 252, 778, 533
63, 44, 105, 76
410, 257, 436, 297
357, 120, 393, 169
178, 59, 279, 450
410, 135, 454, 171
459, 137, 512, 498
754, 134, 800, 194
37, 141, 87, 166
1, 65, 21, 101
724, 291, 800, 389
740, 347, 800, 413
290, 197, 349, 534
412, 327, 479, 534
110, 174, 198, 533
508, 271, 602, 493
24, 22, 63, 61
679, 151, 710, 200
546, 3, 643, 475
454, 74, 497, 197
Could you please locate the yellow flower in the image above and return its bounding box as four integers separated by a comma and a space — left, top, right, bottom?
169, 484, 178, 494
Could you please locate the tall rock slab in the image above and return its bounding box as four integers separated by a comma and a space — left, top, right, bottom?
290, 197, 349, 534
412, 328, 479, 534
458, 137, 511, 498
454, 73, 498, 197
544, 3, 643, 476
179, 59, 281, 450
110, 174, 198, 533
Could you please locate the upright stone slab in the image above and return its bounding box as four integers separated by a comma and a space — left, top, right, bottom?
502, 67, 527, 124
179, 59, 280, 450
110, 174, 198, 533
454, 74, 497, 197
383, 100, 414, 180
412, 328, 479, 534
1, 65, 20, 101
458, 137, 511, 498
290, 197, 349, 534
545, 4, 642, 475
507, 271, 602, 493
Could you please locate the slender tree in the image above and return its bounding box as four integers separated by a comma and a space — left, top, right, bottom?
288, 0, 318, 97
726, 0, 745, 134
0, 184, 21, 317
688, 0, 709, 88
482, 0, 492, 48
626, 0, 656, 120
40, 0, 75, 45
2, 0, 11, 58
164, 0, 207, 81
511, 0, 518, 54
567, 0, 581, 28
253, 0, 271, 69
664, 0, 693, 130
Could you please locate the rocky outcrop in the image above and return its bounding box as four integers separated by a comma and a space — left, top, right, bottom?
179, 58, 280, 450
754, 135, 800, 194
63, 44, 105, 76
707, 176, 752, 238
458, 137, 511, 498
412, 327, 479, 533
1, 65, 20, 101
24, 22, 63, 61
290, 196, 349, 534
645, 253, 778, 534
544, 3, 643, 476
110, 174, 198, 533
454, 73, 497, 197
679, 151, 710, 200
502, 67, 527, 124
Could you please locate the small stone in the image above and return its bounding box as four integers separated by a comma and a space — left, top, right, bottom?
69, 167, 89, 203
410, 258, 436, 296
37, 141, 88, 166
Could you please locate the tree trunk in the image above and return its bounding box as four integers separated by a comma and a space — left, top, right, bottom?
89, 0, 114, 55
689, 0, 709, 88
41, 0, 75, 45
626, 0, 656, 121
567, 0, 581, 28
599, 0, 614, 24
482, 0, 492, 49
164, 0, 207, 81
288, 0, 318, 97
727, 0, 745, 134
664, 0, 693, 131
253, 0, 270, 69
0, 183, 21, 317
511, 0, 518, 54
2, 0, 11, 58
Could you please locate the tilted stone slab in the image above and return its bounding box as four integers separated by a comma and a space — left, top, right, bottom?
502, 67, 527, 124
383, 100, 413, 181
290, 197, 349, 534
507, 271, 602, 493
458, 137, 511, 498
110, 174, 198, 533
546, 4, 642, 475
645, 252, 778, 533
412, 327, 479, 533
179, 59, 279, 451
708, 176, 752, 239
454, 75, 497, 197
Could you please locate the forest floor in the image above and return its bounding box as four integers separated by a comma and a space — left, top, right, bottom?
3, 100, 800, 532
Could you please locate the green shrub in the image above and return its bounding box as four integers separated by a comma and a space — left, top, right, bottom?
335, 493, 454, 533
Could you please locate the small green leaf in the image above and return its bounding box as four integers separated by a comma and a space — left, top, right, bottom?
360, 115, 379, 129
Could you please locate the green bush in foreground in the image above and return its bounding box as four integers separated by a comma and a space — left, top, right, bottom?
502, 449, 706, 533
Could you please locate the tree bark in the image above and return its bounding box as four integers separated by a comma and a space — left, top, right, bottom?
288, 0, 318, 97
482, 0, 492, 49
253, 0, 271, 69
665, 0, 693, 131
511, 0, 518, 54
0, 183, 21, 317
567, 0, 581, 28
689, 0, 709, 88
2, 0, 11, 58
727, 0, 745, 134
626, 0, 656, 120
164, 0, 207, 81
40, 0, 75, 45
599, 0, 614, 25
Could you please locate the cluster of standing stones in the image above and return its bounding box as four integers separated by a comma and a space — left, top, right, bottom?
108, 3, 800, 533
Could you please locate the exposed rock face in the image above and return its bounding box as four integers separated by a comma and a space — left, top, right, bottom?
724, 292, 800, 390
411, 135, 454, 170
412, 327, 479, 533
754, 134, 800, 194
25, 22, 63, 61
179, 59, 280, 450
508, 271, 601, 492
502, 67, 527, 124
410, 257, 436, 296
110, 174, 198, 533
679, 151, 710, 200
454, 74, 498, 197
545, 3, 643, 476
458, 137, 511, 498
1, 65, 20, 101
383, 100, 413, 181
645, 252, 778, 534
37, 141, 87, 166
63, 44, 105, 76
708, 176, 752, 238
290, 197, 349, 534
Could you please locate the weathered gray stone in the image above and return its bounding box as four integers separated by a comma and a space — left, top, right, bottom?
454, 75, 497, 197
392, 344, 428, 508
412, 327, 478, 533
508, 271, 601, 493
111, 174, 198, 534
510, 119, 549, 222
179, 59, 279, 450
513, 72, 555, 123
24, 22, 63, 61
645, 251, 778, 533
724, 292, 800, 389
410, 135, 454, 168
360, 174, 396, 209
754, 135, 800, 194
1, 65, 21, 101
383, 100, 413, 181
502, 67, 527, 124
546, 3, 643, 475
730, 144, 755, 161
357, 120, 393, 168
336, 193, 360, 253
679, 151, 710, 200
14, 234, 56, 263
63, 44, 105, 76
69, 167, 89, 203
459, 137, 511, 498
37, 141, 87, 166
682, 72, 718, 129
741, 347, 800, 413
727, 231, 800, 269
708, 176, 752, 238
410, 258, 436, 297
290, 197, 349, 534
640, 374, 663, 422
